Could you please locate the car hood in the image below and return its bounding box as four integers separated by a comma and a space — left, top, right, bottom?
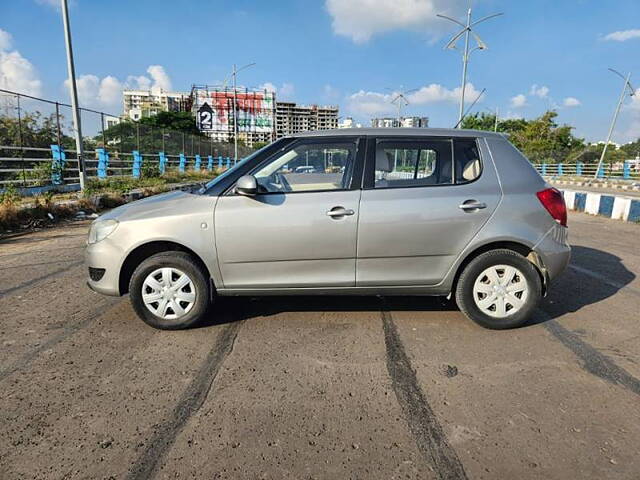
98, 190, 213, 222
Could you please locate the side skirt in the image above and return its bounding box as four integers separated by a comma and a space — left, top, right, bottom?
216, 285, 450, 297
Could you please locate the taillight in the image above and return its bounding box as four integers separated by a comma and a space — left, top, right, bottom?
536, 187, 567, 227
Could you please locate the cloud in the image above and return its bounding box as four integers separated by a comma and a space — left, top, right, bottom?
0, 29, 11, 51
323, 84, 340, 101
61, 65, 173, 111
35, 0, 61, 8
325, 0, 466, 44
563, 97, 581, 107
347, 82, 482, 116
0, 29, 42, 96
603, 29, 640, 42
258, 82, 295, 100
510, 94, 527, 108
146, 65, 172, 93
98, 76, 123, 105
530, 84, 549, 99
65, 74, 100, 105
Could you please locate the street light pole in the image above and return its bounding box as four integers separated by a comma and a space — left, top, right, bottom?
438, 3, 503, 128
594, 69, 635, 180
459, 6, 472, 128
60, 0, 86, 190
227, 62, 256, 163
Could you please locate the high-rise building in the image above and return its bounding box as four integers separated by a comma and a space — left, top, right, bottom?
338, 117, 362, 129
275, 102, 339, 138
371, 116, 429, 128
123, 89, 189, 121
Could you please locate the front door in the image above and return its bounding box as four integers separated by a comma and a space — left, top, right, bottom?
214, 137, 363, 289
356, 136, 501, 286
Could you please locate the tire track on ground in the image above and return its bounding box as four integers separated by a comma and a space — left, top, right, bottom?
0, 296, 122, 382
0, 260, 84, 297
380, 305, 468, 480
541, 314, 640, 396
126, 319, 244, 480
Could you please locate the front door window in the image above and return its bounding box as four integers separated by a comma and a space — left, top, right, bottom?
253, 141, 357, 193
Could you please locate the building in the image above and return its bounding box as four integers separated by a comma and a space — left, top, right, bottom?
371, 116, 429, 128
123, 89, 189, 121
338, 117, 362, 129
104, 115, 121, 130
275, 102, 339, 138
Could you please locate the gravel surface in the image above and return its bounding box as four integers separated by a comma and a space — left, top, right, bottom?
1, 212, 639, 479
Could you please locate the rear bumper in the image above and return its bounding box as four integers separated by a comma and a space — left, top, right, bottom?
533, 224, 571, 283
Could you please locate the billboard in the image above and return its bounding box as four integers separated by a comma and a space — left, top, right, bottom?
194, 88, 275, 136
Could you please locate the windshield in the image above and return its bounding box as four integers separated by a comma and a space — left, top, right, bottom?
199, 140, 286, 194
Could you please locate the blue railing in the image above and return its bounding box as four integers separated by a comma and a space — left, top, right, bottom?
534, 161, 639, 181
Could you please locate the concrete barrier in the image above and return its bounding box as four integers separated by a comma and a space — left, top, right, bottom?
562, 189, 640, 223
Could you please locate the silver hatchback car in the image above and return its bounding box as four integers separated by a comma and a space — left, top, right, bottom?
86, 128, 570, 330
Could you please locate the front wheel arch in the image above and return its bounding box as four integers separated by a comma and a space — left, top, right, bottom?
118, 241, 212, 296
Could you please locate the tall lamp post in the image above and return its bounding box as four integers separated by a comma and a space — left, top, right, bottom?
60, 0, 86, 190
227, 63, 256, 163
594, 68, 635, 180
386, 87, 418, 127
438, 2, 503, 128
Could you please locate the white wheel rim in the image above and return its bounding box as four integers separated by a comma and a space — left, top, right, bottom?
142, 267, 196, 320
472, 264, 528, 318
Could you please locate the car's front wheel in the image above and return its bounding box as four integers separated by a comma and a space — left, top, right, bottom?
455, 249, 542, 329
129, 251, 210, 330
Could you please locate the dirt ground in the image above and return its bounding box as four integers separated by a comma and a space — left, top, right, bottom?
1, 212, 639, 479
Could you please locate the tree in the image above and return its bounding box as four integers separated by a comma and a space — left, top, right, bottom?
463, 111, 585, 163
620, 139, 640, 158
139, 111, 203, 136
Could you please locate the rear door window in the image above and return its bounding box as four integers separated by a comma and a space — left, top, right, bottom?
372, 139, 453, 188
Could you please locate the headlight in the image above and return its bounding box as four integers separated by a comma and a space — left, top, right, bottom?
88, 219, 119, 244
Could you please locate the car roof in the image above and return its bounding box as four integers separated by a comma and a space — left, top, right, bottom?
289, 127, 506, 139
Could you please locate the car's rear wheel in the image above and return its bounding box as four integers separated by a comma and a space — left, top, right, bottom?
455, 249, 542, 329
129, 251, 210, 330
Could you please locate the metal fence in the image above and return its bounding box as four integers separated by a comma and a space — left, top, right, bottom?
0, 88, 255, 192
533, 162, 640, 181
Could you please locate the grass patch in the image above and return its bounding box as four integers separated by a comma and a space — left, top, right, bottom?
1, 170, 219, 234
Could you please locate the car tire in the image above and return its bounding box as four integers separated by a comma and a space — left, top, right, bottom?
455, 249, 542, 330
129, 251, 211, 330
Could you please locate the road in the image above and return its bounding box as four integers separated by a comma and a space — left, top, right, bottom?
1, 212, 639, 479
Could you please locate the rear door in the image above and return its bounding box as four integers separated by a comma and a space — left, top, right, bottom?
356, 136, 501, 286
214, 136, 364, 289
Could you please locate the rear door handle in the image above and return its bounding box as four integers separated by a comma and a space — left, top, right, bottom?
459, 200, 487, 211
327, 207, 355, 217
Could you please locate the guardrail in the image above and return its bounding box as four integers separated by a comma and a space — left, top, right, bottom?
534, 162, 640, 181
0, 144, 237, 193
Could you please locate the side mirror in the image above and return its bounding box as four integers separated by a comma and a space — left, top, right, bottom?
235, 175, 258, 196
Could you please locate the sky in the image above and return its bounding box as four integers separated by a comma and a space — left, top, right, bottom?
1, 0, 640, 143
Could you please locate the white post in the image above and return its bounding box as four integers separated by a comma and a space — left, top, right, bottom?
594, 72, 632, 180
61, 0, 86, 189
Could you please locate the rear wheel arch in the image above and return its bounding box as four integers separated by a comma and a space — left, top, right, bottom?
451, 240, 546, 295
119, 241, 212, 296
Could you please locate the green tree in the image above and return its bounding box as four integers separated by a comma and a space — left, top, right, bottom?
139, 111, 203, 136
620, 139, 640, 158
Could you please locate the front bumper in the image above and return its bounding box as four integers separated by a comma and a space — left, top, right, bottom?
85, 238, 125, 297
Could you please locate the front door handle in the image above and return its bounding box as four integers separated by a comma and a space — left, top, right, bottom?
459, 200, 487, 211
327, 206, 355, 217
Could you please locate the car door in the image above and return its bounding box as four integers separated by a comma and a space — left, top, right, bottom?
214, 136, 364, 289
356, 136, 501, 286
